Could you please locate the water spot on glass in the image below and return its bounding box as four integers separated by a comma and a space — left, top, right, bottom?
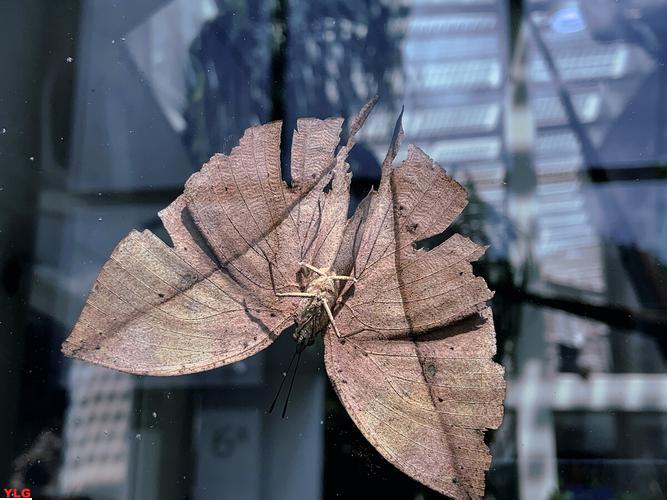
135, 433, 142, 440
550, 6, 586, 34
232, 361, 247, 374
152, 411, 157, 418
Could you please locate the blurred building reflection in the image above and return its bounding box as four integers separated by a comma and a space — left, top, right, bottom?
511, 1, 667, 499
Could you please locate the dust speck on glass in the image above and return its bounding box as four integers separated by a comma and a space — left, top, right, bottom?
2, 1, 667, 499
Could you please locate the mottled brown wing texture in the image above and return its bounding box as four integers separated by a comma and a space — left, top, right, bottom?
326, 124, 504, 498
335, 144, 493, 340
325, 308, 504, 499
62, 103, 374, 375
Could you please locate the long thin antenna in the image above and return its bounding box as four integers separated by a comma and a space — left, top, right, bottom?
282, 351, 302, 419
268, 349, 298, 414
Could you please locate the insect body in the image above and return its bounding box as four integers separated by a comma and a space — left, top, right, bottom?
270, 263, 356, 417
276, 262, 355, 351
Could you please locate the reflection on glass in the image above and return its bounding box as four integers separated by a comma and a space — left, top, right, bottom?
2, 0, 666, 499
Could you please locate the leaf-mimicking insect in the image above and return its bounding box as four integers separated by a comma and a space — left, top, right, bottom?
62, 97, 505, 499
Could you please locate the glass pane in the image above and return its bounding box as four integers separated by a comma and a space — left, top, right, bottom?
2, 1, 666, 499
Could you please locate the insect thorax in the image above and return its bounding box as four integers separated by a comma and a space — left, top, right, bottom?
293, 274, 337, 350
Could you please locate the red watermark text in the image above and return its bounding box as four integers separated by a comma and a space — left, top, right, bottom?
1, 488, 31, 499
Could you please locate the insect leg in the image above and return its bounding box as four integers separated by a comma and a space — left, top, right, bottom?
321, 301, 342, 338
269, 262, 300, 296
329, 275, 357, 283
276, 292, 317, 298
298, 261, 327, 276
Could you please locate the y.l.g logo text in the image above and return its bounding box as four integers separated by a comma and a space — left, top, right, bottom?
1, 488, 32, 499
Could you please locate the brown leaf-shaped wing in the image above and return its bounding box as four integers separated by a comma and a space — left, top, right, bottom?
183, 120, 341, 296
328, 123, 503, 498
62, 103, 377, 375
336, 144, 492, 339
325, 308, 505, 499
61, 198, 292, 375
291, 117, 345, 192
